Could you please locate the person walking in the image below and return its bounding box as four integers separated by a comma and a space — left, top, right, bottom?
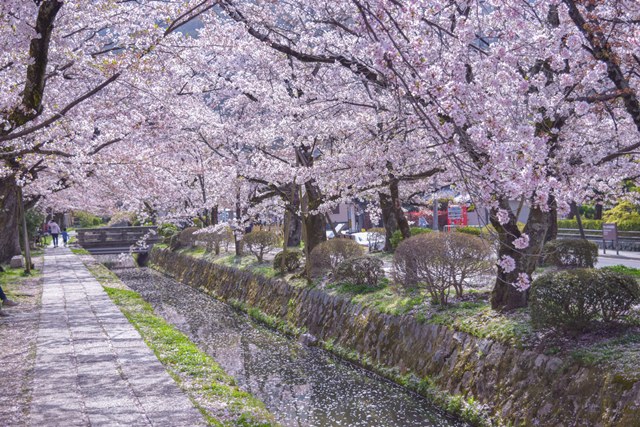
48, 219, 61, 248
0, 285, 18, 317
61, 228, 69, 247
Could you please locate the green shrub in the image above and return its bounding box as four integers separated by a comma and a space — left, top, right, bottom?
334, 256, 384, 288
158, 223, 179, 243
530, 269, 640, 331
273, 250, 303, 272
25, 209, 45, 241
543, 239, 598, 268
601, 265, 640, 278
243, 230, 279, 262
75, 210, 103, 228
309, 239, 364, 275
616, 219, 640, 231
390, 227, 431, 249
603, 201, 640, 223
557, 219, 604, 230
455, 226, 482, 236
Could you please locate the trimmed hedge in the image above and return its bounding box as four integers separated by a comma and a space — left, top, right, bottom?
557, 218, 640, 231
170, 227, 200, 250
557, 219, 604, 230
390, 227, 431, 249
158, 223, 179, 243
309, 239, 364, 275
273, 250, 303, 272
334, 256, 384, 288
243, 230, 279, 262
454, 226, 482, 236
543, 239, 598, 269
530, 269, 640, 331
393, 232, 493, 304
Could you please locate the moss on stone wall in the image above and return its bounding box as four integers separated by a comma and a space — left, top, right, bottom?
151, 248, 640, 427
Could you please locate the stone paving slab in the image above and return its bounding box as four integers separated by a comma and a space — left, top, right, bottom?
30, 247, 205, 427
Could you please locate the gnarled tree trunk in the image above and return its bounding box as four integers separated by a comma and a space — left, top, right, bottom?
302, 181, 326, 256
0, 177, 22, 264
380, 179, 410, 252
490, 198, 551, 311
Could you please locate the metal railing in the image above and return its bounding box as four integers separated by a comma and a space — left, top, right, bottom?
76, 226, 161, 254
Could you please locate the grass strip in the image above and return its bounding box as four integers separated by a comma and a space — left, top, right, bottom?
103, 286, 276, 427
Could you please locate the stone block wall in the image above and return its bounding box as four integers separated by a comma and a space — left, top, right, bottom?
151, 249, 640, 426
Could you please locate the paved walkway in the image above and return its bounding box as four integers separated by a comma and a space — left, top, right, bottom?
30, 247, 204, 426
597, 248, 640, 268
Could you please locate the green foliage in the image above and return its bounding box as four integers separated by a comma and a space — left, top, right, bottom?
389, 227, 431, 249
579, 204, 596, 219
157, 223, 179, 242
75, 210, 103, 228
558, 208, 640, 231
454, 226, 482, 236
542, 239, 598, 269
71, 247, 91, 255
570, 332, 640, 369
603, 201, 640, 223
530, 269, 640, 331
309, 238, 364, 275
334, 256, 384, 288
273, 250, 302, 272
428, 302, 531, 347
557, 219, 604, 230
24, 209, 45, 240
331, 279, 387, 295
616, 220, 640, 231
601, 265, 640, 277
103, 287, 275, 426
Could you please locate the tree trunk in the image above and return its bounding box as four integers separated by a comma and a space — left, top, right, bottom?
390, 179, 411, 239
235, 191, 243, 256
490, 199, 550, 311
544, 195, 558, 243
594, 203, 603, 220
380, 193, 397, 252
0, 177, 22, 264
212, 205, 219, 225
285, 184, 301, 247
302, 181, 326, 255
380, 180, 410, 251
571, 201, 586, 239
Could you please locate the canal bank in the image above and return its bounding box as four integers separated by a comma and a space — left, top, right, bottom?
113, 267, 466, 427
150, 248, 640, 427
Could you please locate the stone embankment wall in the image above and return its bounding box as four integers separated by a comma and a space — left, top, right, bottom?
151, 249, 640, 426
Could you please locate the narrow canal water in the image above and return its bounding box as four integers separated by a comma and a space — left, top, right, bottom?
114, 268, 467, 427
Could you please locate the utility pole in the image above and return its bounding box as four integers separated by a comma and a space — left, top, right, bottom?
432, 182, 439, 232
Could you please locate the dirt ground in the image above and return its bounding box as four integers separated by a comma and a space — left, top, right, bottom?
0, 259, 44, 426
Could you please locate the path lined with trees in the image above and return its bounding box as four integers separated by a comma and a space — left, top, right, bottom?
31, 248, 204, 426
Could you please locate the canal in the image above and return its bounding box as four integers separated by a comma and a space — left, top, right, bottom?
114, 267, 466, 427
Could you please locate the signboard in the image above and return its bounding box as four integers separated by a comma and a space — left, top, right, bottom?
418, 216, 428, 228
602, 222, 618, 255
448, 205, 462, 220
